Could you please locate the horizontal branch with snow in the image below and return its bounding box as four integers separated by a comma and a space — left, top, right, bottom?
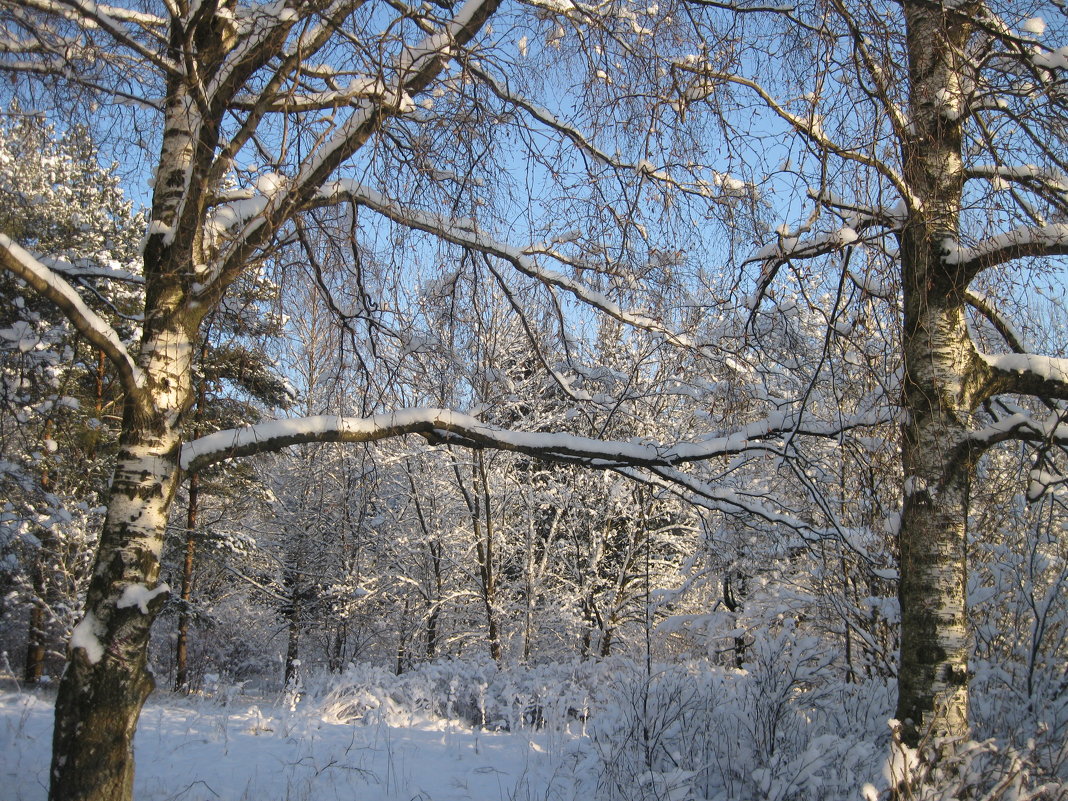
982, 351, 1068, 403
945, 223, 1068, 275
180, 406, 891, 475
967, 410, 1068, 450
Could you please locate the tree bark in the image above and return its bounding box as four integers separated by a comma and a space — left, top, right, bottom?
894, 0, 979, 748
174, 469, 198, 692
49, 79, 208, 784
175, 376, 206, 692
49, 317, 194, 801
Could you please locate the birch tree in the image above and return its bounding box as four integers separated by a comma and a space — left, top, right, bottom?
677, 0, 1068, 753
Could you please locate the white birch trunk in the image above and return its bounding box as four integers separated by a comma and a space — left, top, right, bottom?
49, 320, 195, 801
894, 0, 978, 748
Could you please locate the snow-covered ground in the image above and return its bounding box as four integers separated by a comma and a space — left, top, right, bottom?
4, 657, 1062, 801
0, 689, 594, 801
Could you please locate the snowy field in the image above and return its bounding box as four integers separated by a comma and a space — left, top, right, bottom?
0, 687, 593, 801
2, 655, 887, 801
3, 657, 1064, 801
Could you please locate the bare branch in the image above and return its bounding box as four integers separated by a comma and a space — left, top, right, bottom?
203, 0, 502, 303
310, 180, 718, 356
678, 65, 915, 206
15, 0, 180, 76
965, 289, 1029, 354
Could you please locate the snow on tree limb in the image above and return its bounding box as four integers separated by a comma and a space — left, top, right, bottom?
945, 223, 1068, 276
966, 163, 1068, 197
181, 408, 741, 473
0, 233, 145, 393
282, 0, 501, 193
18, 0, 179, 75
202, 0, 502, 303
967, 410, 1068, 450
181, 405, 892, 475
982, 351, 1068, 402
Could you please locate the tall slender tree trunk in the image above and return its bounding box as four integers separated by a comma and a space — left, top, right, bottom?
396, 598, 409, 675
475, 530, 500, 662
894, 0, 980, 748
175, 378, 206, 692
283, 565, 302, 689
475, 453, 501, 662
452, 452, 501, 662
174, 469, 199, 692
722, 573, 745, 670
48, 313, 196, 801
599, 626, 613, 658
329, 622, 346, 672
23, 563, 48, 683
284, 613, 301, 687
427, 540, 442, 659
523, 521, 534, 662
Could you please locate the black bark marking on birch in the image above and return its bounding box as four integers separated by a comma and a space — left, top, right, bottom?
918, 644, 946, 664
944, 665, 968, 686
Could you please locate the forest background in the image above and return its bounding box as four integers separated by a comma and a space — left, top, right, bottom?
0, 0, 1067, 799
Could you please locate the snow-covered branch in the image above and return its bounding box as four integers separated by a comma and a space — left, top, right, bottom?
203, 2, 359, 193
945, 223, 1068, 276
17, 0, 178, 75
966, 163, 1068, 198
0, 233, 145, 394
180, 404, 890, 475
181, 409, 723, 472
284, 0, 500, 193
204, 0, 501, 300
967, 409, 1068, 451
981, 352, 1068, 404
